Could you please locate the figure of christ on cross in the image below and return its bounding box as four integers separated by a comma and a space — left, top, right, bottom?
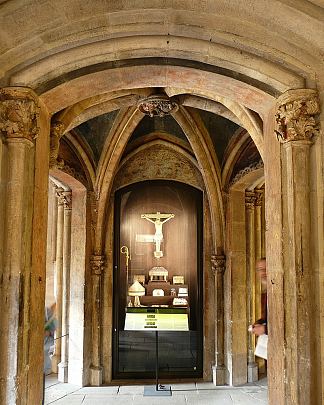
140, 211, 175, 258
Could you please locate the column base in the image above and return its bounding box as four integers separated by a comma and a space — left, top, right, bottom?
51, 354, 60, 374
90, 365, 103, 386
256, 358, 266, 376
58, 362, 69, 383
212, 365, 227, 386
248, 362, 258, 382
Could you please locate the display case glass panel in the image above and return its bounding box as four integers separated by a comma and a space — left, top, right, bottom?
113, 180, 203, 379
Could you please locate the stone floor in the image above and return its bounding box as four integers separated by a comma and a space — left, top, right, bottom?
45, 375, 268, 404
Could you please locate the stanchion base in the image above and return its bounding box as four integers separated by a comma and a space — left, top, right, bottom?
144, 385, 172, 396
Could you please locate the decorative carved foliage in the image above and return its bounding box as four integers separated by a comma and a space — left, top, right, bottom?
50, 121, 65, 168
229, 159, 264, 188
60, 163, 87, 186
211, 254, 226, 275
255, 189, 264, 206
56, 188, 72, 209
62, 191, 72, 210
90, 254, 105, 276
114, 144, 204, 191
275, 90, 320, 143
137, 95, 179, 117
56, 187, 65, 205
0, 89, 39, 141
245, 191, 257, 209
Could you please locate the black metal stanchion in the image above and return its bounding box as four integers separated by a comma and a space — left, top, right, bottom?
155, 330, 159, 391
144, 330, 172, 396
42, 372, 45, 405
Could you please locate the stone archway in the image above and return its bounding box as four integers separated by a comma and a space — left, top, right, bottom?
0, 3, 323, 403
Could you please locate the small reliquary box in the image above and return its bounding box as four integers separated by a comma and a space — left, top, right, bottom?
133, 274, 146, 285
173, 275, 184, 285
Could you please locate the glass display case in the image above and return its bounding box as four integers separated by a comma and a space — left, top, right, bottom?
113, 181, 203, 379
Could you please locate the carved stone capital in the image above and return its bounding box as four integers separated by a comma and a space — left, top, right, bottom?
50, 121, 65, 168
56, 188, 71, 209
245, 191, 257, 209
56, 187, 65, 206
211, 254, 226, 276
0, 87, 39, 142
255, 189, 264, 207
62, 190, 72, 210
90, 254, 105, 276
275, 89, 320, 143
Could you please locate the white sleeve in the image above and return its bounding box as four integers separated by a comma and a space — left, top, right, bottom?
254, 334, 268, 360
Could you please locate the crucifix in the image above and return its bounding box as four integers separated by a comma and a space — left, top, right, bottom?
140, 211, 175, 258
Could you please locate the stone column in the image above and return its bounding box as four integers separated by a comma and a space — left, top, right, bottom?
272, 89, 320, 404
0, 88, 40, 404
46, 181, 58, 304
52, 188, 65, 371
90, 254, 105, 385
51, 182, 58, 263
211, 254, 226, 385
225, 189, 247, 386
245, 191, 258, 382
254, 189, 263, 322
254, 189, 265, 373
58, 191, 72, 382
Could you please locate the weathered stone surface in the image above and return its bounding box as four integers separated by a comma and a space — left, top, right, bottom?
0, 3, 323, 405
0, 87, 49, 405
114, 143, 204, 191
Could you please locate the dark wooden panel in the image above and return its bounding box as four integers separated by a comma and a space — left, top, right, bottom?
113, 180, 203, 379
121, 184, 197, 277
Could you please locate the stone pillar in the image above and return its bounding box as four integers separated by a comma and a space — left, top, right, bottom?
254, 189, 263, 323
225, 189, 247, 386
245, 191, 258, 382
90, 254, 105, 385
52, 188, 65, 371
48, 181, 58, 303
211, 254, 226, 385
58, 191, 72, 382
254, 189, 265, 373
271, 89, 320, 404
0, 87, 40, 404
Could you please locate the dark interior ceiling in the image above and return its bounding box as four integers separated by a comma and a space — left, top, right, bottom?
74, 110, 119, 163
73, 107, 246, 168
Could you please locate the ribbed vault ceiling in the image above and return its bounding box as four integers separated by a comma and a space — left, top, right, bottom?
1, 0, 323, 187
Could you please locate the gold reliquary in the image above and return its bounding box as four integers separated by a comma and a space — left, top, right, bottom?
149, 266, 168, 282
173, 275, 185, 285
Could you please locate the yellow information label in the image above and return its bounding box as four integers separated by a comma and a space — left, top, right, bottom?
125, 312, 189, 331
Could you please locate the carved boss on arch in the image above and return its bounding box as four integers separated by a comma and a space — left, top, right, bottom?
275, 89, 320, 143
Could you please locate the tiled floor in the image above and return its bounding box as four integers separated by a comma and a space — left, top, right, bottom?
45, 375, 268, 404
